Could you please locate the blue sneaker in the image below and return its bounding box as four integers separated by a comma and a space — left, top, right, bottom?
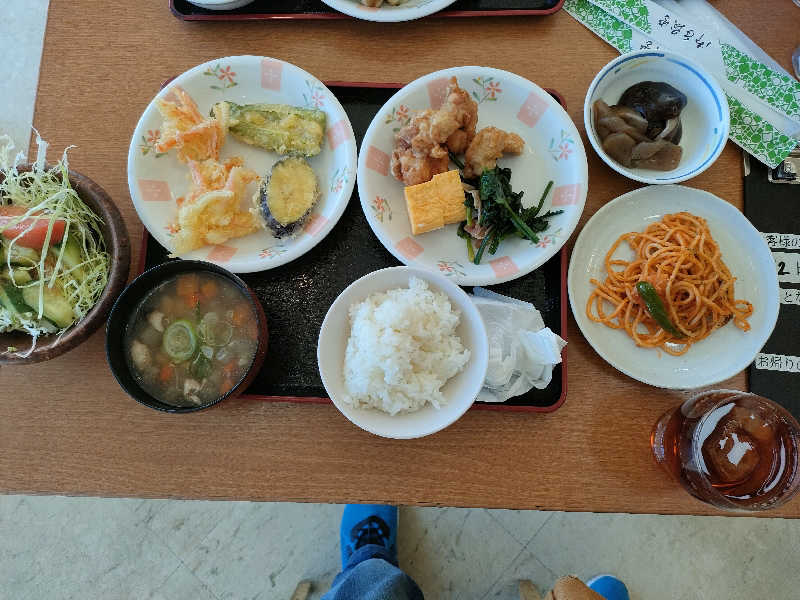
339, 504, 398, 568
586, 574, 630, 600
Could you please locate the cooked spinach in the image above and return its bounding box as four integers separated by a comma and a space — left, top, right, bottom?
460, 167, 561, 265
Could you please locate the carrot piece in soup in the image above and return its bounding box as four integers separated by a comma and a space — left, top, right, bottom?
200, 279, 219, 300
176, 274, 199, 298
231, 303, 250, 326
159, 364, 174, 383
220, 378, 234, 395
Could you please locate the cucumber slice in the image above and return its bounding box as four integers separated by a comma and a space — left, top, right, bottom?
0, 243, 40, 266
21, 284, 75, 328
0, 282, 34, 317
50, 235, 86, 282
1, 267, 33, 285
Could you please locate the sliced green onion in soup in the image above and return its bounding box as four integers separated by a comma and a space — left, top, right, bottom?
162, 319, 198, 362
198, 312, 233, 347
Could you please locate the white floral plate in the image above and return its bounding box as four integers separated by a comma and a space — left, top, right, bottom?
357, 66, 588, 286
127, 55, 357, 273
320, 0, 456, 22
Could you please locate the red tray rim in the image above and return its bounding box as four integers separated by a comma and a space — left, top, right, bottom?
169, 0, 565, 20
136, 79, 569, 413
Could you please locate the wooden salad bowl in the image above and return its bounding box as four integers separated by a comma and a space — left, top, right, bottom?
0, 164, 130, 365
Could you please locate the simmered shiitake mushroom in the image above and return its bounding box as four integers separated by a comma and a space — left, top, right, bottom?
592, 81, 687, 171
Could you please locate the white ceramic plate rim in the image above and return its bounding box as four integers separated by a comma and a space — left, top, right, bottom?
583, 50, 730, 185
567, 185, 779, 389
320, 0, 457, 22
127, 55, 357, 273
185, 0, 254, 8
357, 66, 588, 286
318, 266, 489, 439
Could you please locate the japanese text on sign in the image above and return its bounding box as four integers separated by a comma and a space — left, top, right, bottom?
754, 353, 800, 374
762, 232, 800, 250
781, 288, 800, 305
773, 252, 800, 284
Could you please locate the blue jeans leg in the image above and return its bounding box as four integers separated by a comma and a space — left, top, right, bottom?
322, 544, 424, 600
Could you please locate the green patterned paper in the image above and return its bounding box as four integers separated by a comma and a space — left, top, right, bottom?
721, 43, 800, 121
726, 94, 799, 168
564, 0, 632, 53
590, 0, 651, 34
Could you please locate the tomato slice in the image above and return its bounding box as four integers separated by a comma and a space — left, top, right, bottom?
0, 205, 66, 249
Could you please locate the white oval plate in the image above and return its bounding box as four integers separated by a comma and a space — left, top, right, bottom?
357, 66, 588, 286
320, 0, 456, 22
568, 185, 779, 389
318, 267, 489, 439
128, 55, 357, 273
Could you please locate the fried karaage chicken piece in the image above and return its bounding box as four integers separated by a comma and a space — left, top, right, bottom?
463, 126, 525, 178
390, 78, 478, 185
171, 157, 261, 253
440, 77, 479, 153
155, 88, 225, 163
390, 148, 449, 186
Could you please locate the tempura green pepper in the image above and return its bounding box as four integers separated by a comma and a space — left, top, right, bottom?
635, 281, 684, 338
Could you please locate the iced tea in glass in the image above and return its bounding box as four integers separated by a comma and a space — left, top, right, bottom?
651, 390, 800, 511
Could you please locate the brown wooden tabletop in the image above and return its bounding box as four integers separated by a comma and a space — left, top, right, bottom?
3, 0, 799, 516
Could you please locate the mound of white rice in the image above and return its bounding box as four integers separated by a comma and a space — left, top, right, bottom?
342, 277, 471, 415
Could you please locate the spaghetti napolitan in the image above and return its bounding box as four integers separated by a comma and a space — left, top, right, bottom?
586, 212, 753, 356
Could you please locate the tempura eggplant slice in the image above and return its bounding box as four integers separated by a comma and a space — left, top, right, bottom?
259, 157, 320, 238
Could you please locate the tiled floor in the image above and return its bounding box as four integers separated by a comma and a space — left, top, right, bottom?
3, 495, 800, 599
4, 3, 800, 600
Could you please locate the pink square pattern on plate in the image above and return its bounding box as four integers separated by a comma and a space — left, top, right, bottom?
395, 237, 424, 260
517, 92, 550, 128
304, 214, 328, 236
207, 245, 238, 263
327, 119, 351, 150
261, 59, 283, 91
489, 256, 519, 278
552, 183, 582, 206
426, 77, 451, 109
365, 145, 390, 176
138, 179, 172, 202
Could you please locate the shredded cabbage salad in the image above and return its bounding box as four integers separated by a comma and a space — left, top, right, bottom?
0, 133, 110, 355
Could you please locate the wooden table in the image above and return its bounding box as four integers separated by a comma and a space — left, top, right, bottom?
3, 0, 799, 516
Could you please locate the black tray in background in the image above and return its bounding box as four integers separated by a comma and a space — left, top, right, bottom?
170, 0, 562, 19
141, 83, 567, 411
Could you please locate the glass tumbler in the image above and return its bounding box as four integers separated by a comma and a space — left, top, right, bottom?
652, 389, 800, 511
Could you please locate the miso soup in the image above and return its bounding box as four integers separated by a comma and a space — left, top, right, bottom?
125, 272, 259, 408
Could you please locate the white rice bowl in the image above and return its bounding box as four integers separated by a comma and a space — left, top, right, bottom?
343, 277, 470, 415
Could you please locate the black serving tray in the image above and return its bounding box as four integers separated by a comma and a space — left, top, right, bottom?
139, 82, 568, 412
170, 0, 563, 20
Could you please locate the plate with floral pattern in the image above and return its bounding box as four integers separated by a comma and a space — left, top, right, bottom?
320, 0, 457, 22
356, 66, 588, 286
128, 55, 357, 273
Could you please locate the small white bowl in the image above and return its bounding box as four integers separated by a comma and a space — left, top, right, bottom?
584, 50, 729, 185
318, 267, 489, 439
